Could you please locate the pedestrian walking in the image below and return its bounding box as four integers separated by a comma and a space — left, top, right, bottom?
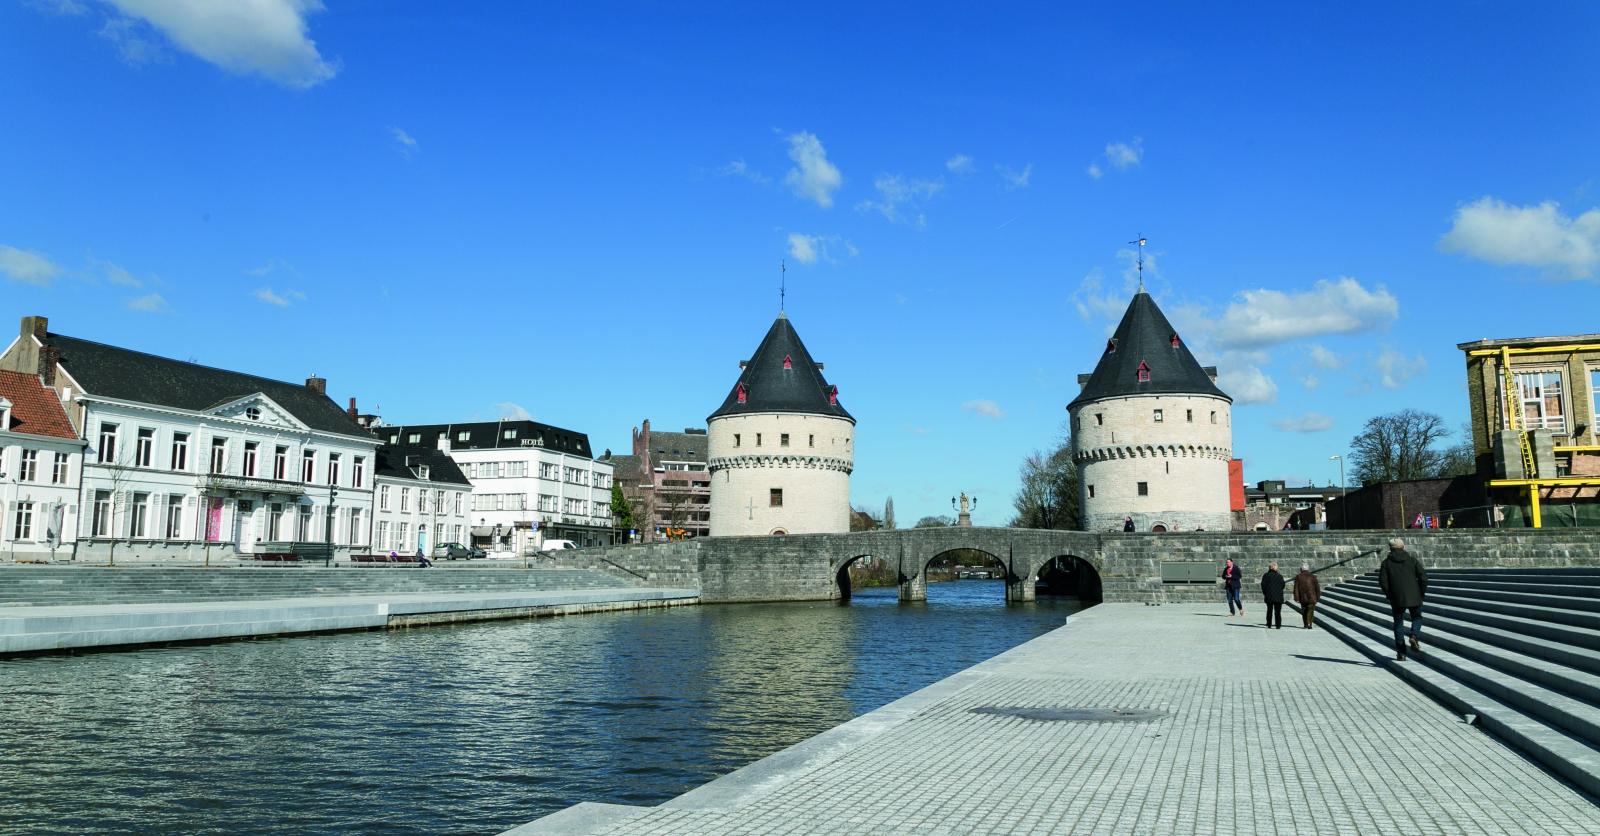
1221, 558, 1245, 617
1123, 516, 1135, 532
1293, 562, 1321, 629
1260, 562, 1285, 629
1378, 537, 1428, 661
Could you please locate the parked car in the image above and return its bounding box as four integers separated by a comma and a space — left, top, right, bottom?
540, 539, 579, 552
433, 542, 486, 560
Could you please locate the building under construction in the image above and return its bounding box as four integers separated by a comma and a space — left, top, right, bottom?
1459, 333, 1600, 527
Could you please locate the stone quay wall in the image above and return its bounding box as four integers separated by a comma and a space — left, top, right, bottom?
548, 528, 1600, 605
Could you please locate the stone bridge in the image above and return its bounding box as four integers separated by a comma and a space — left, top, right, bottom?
549, 528, 1600, 604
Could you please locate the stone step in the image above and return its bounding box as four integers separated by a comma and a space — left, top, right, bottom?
1429, 579, 1600, 599
1419, 583, 1600, 613
1310, 595, 1600, 797
1344, 579, 1600, 633
1319, 590, 1600, 707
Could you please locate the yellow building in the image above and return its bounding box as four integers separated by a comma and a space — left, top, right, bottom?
1458, 334, 1600, 527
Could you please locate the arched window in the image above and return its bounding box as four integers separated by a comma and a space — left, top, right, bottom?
736, 382, 747, 404
1136, 361, 1151, 383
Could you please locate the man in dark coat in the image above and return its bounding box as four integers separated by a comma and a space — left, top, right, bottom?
1260, 562, 1286, 629
1378, 537, 1428, 660
1123, 516, 1135, 532
1293, 563, 1322, 629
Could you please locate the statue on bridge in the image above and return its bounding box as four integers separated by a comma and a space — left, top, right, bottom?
953, 492, 977, 528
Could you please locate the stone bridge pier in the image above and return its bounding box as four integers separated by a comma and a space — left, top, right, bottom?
824, 528, 1107, 604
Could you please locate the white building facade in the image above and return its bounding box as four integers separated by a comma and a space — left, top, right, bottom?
373, 421, 616, 552
708, 312, 854, 537
0, 369, 85, 561
0, 316, 380, 562
1069, 291, 1234, 533
370, 444, 472, 555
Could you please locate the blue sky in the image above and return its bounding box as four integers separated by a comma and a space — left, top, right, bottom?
4, 1, 1599, 526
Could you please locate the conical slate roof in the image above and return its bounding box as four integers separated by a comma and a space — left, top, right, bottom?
709, 312, 854, 423
1068, 290, 1230, 410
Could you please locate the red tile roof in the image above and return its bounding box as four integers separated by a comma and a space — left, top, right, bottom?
0, 369, 78, 441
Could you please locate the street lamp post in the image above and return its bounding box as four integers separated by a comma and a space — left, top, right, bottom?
1329, 455, 1346, 529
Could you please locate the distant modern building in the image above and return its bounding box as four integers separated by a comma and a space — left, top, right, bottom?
1459, 333, 1600, 527
370, 444, 472, 555
0, 368, 85, 560
606, 419, 710, 541
0, 315, 379, 562
1233, 480, 1345, 531
372, 420, 616, 551
1068, 290, 1234, 532
708, 312, 854, 536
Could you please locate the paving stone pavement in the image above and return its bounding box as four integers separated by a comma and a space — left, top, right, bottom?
520, 603, 1600, 835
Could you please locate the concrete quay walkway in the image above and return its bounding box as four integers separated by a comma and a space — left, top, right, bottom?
0, 587, 698, 655
514, 603, 1600, 835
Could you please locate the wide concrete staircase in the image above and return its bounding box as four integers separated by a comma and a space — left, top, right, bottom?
1315, 568, 1600, 796
0, 565, 636, 607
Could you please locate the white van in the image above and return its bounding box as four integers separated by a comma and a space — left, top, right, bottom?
541, 539, 579, 552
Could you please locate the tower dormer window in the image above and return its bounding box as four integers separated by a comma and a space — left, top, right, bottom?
1170, 333, 1180, 348
828, 385, 838, 406
736, 382, 747, 404
782, 354, 793, 370
1106, 338, 1117, 354
1137, 361, 1151, 383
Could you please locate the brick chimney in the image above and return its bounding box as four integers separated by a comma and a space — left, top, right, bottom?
347, 397, 359, 420
38, 345, 59, 386
306, 375, 327, 396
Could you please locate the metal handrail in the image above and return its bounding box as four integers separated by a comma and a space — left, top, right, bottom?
594, 555, 649, 581
1311, 547, 1383, 576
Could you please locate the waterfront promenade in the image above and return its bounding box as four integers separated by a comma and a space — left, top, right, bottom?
517, 603, 1600, 835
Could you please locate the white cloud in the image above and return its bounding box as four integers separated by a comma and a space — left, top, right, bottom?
997, 163, 1032, 189
1375, 347, 1427, 389
390, 126, 417, 157
1085, 162, 1103, 179
1215, 278, 1399, 349
787, 233, 817, 265
1306, 343, 1345, 369
945, 154, 973, 174
1274, 412, 1334, 433
782, 131, 842, 208
719, 159, 769, 185
786, 232, 856, 266
1105, 139, 1143, 169
90, 258, 143, 287
498, 402, 533, 421
1439, 196, 1600, 279
96, 0, 338, 88
906, 426, 931, 435
1301, 374, 1320, 390
254, 287, 305, 307
962, 399, 1005, 419
857, 174, 943, 225
245, 258, 290, 277
1070, 266, 1133, 325
1217, 365, 1278, 404
126, 292, 169, 313
27, 0, 90, 14
0, 245, 62, 286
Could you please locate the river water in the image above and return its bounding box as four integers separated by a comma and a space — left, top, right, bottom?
1, 582, 1085, 835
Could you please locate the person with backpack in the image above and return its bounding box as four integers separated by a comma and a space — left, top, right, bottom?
1378, 538, 1428, 661
1221, 558, 1244, 617
1260, 562, 1286, 629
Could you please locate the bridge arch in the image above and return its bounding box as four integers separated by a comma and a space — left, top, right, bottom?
1035, 554, 1103, 602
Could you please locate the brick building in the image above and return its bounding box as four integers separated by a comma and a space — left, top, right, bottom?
607, 419, 711, 541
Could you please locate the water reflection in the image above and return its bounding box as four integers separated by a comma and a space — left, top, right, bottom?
0, 581, 1084, 835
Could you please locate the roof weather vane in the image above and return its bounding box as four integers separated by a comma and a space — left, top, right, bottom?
1129, 234, 1148, 291
780, 258, 786, 312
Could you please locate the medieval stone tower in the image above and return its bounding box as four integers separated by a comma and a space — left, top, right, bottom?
708, 312, 854, 536
1069, 290, 1233, 532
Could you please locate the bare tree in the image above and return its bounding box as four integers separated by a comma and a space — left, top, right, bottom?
658, 490, 694, 538
914, 515, 955, 528
849, 505, 882, 531
1348, 409, 1454, 484
883, 496, 896, 530
1011, 434, 1080, 530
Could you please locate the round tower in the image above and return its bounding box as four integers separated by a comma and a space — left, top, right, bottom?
707, 312, 854, 536
1068, 290, 1233, 532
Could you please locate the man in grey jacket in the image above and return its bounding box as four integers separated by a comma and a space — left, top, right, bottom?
1378, 537, 1428, 661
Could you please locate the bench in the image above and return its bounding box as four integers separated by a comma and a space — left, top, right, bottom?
243, 552, 301, 564
349, 554, 424, 567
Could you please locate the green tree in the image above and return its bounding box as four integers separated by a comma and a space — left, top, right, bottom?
611, 483, 635, 532
1010, 433, 1080, 530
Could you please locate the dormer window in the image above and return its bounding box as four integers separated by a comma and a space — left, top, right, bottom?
0, 397, 11, 431
1106, 338, 1118, 354
1136, 361, 1151, 383
1170, 333, 1181, 348
783, 355, 793, 370
828, 385, 838, 406
418, 465, 430, 480
736, 382, 747, 404
245, 406, 261, 421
